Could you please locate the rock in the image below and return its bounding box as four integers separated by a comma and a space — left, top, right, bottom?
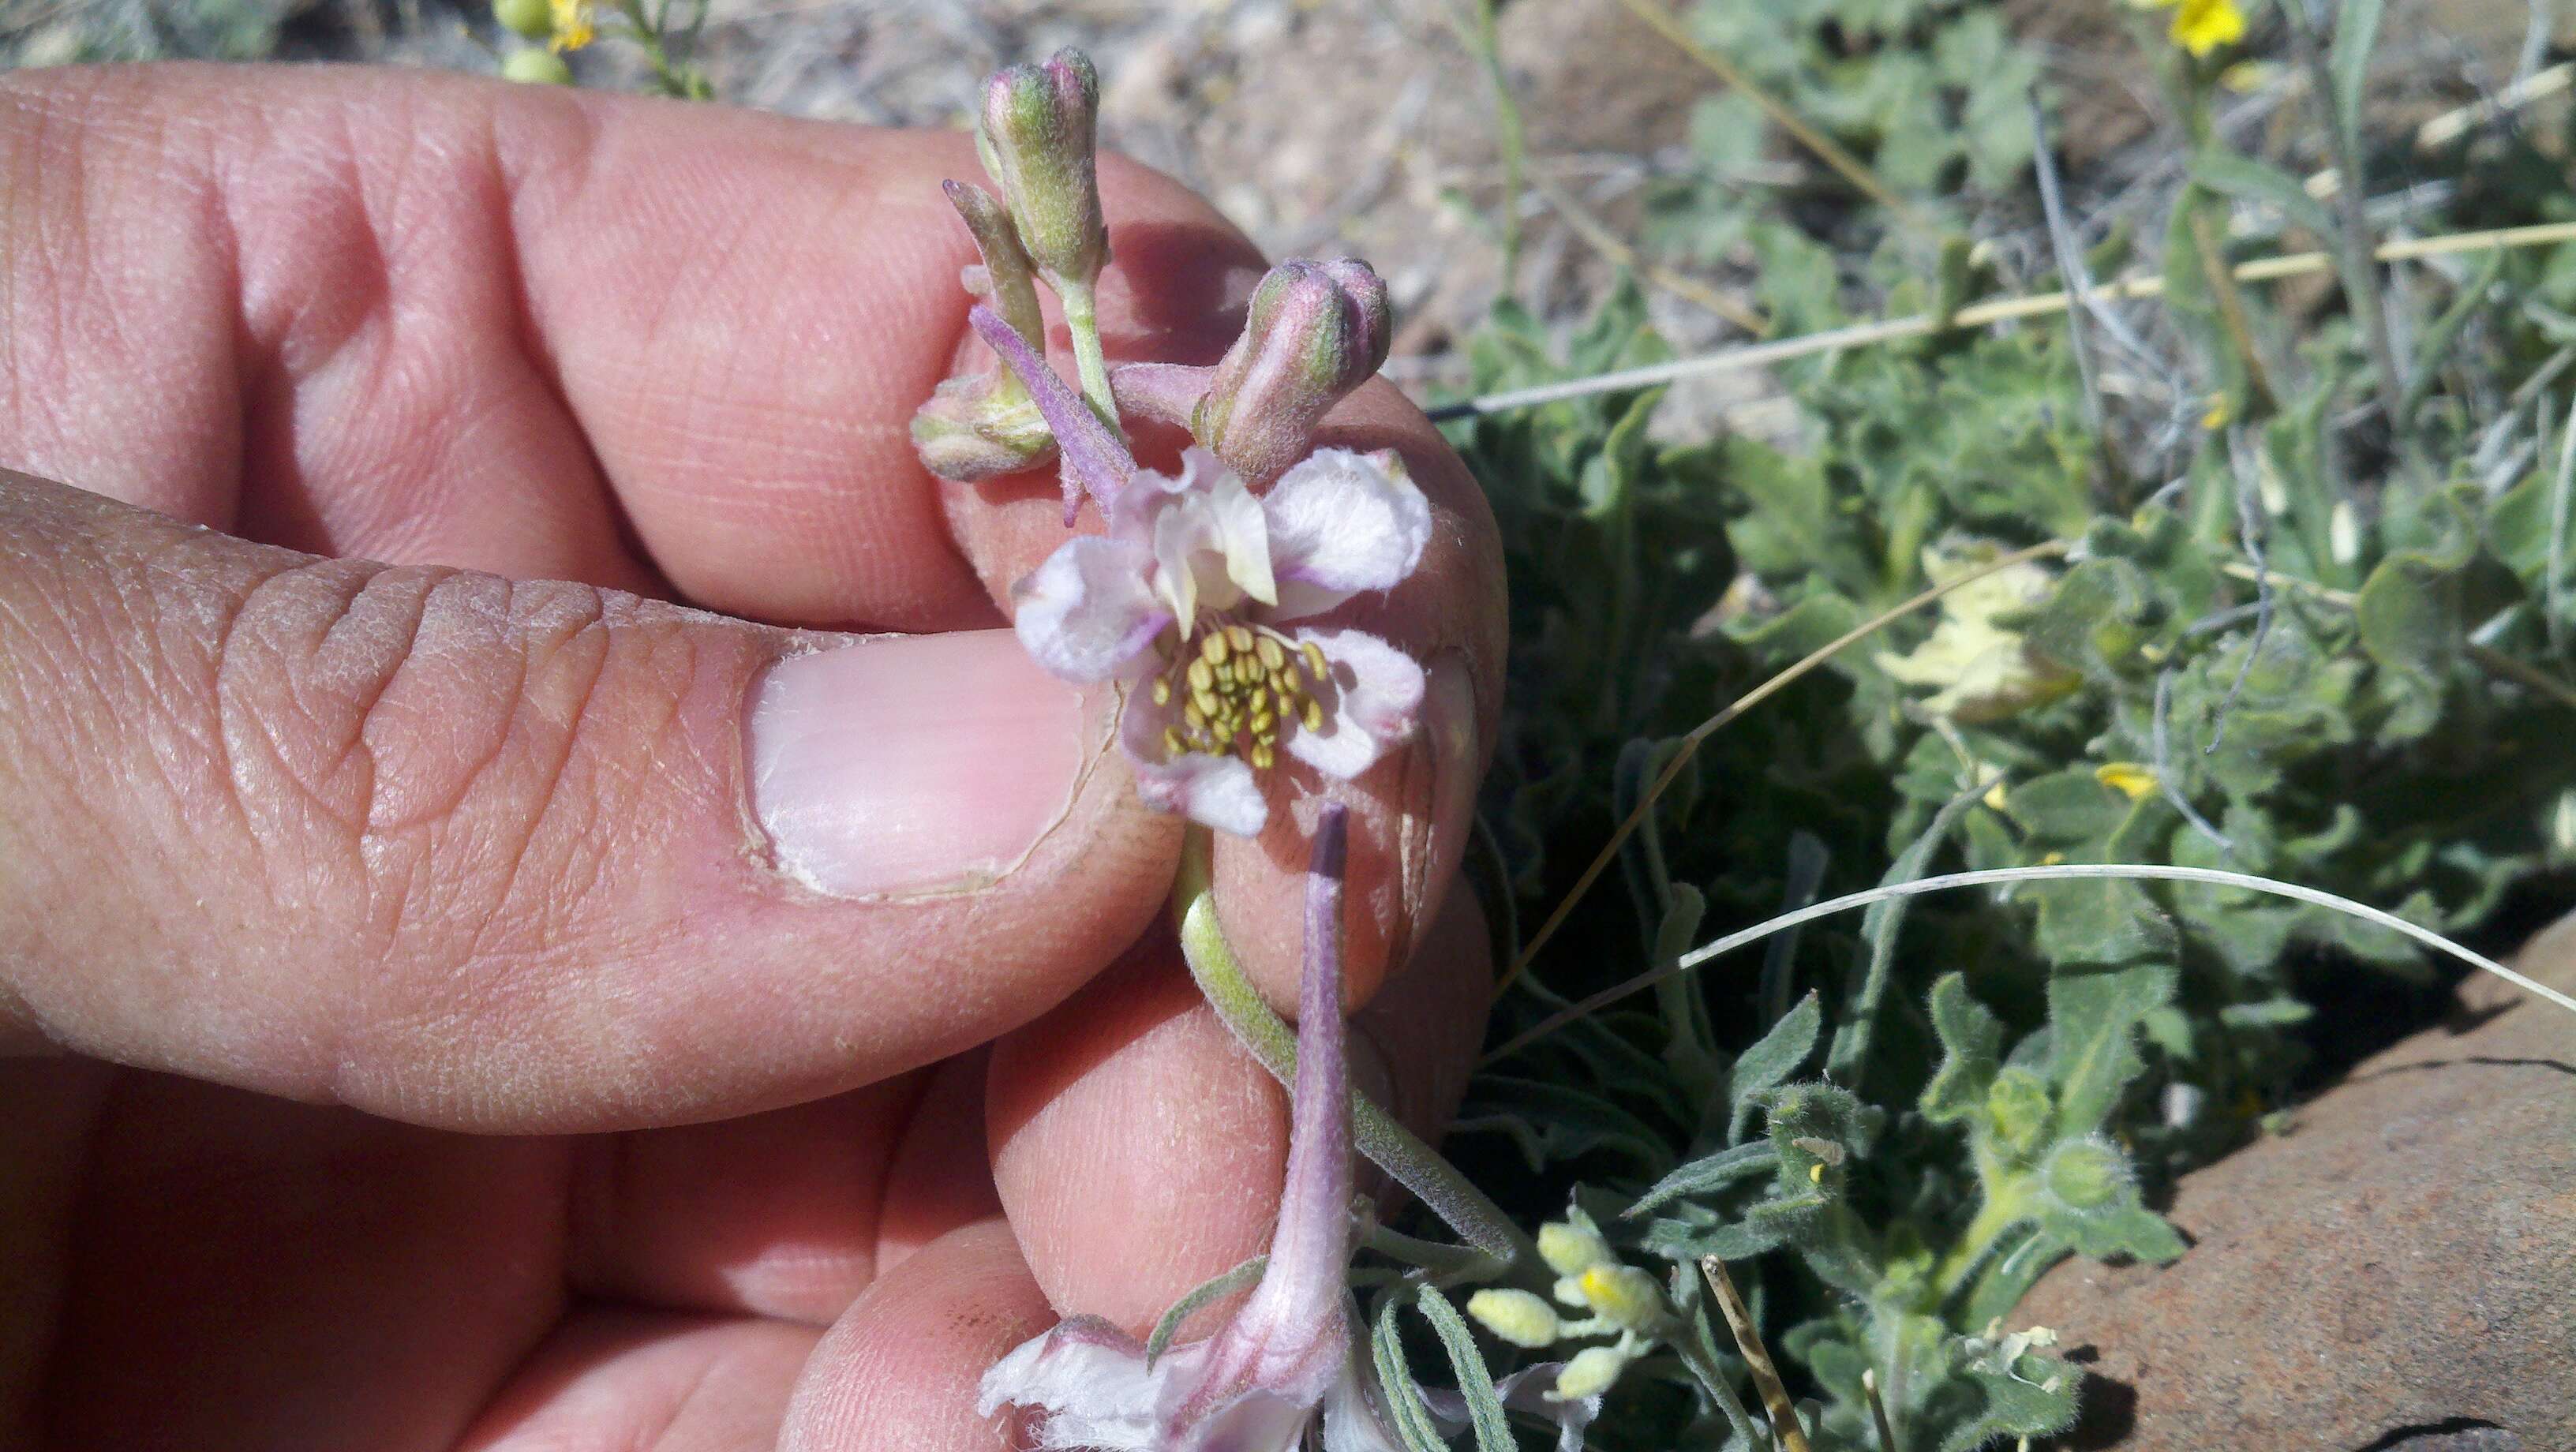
2015, 914, 2576, 1451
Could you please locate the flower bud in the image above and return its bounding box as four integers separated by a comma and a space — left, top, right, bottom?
1576, 1265, 1670, 1335
2044, 1136, 2130, 1211
944, 181, 1046, 365
1537, 1221, 1612, 1278
1986, 1068, 2055, 1162
976, 49, 1106, 290
1549, 1346, 1627, 1402
911, 372, 1056, 483
1466, 1289, 1563, 1349
501, 46, 573, 84
1194, 258, 1393, 485
493, 0, 551, 39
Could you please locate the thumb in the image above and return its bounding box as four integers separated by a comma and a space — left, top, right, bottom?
0, 473, 1177, 1130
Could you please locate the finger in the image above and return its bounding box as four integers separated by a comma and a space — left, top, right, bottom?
457, 1308, 817, 1452
777, 1218, 1053, 1452
0, 475, 1176, 1130
0, 66, 1506, 1013
43, 1072, 568, 1451
565, 1051, 1001, 1327
985, 883, 1492, 1330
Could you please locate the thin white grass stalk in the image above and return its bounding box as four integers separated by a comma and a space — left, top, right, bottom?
2550, 395, 2574, 653
1431, 223, 2576, 421
1485, 863, 2576, 1064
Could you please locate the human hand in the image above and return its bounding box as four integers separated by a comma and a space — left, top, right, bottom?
0, 64, 1503, 1451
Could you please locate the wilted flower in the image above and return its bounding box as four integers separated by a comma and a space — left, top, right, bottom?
970, 304, 1428, 837
1876, 545, 2078, 724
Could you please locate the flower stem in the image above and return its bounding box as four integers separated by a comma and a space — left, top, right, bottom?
1174, 826, 1532, 1273
1056, 279, 1123, 444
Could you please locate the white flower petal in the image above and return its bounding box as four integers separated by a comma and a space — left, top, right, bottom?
1262, 449, 1432, 621
1283, 628, 1425, 780
1121, 697, 1271, 836
978, 1315, 1178, 1452
1013, 537, 1167, 682
1207, 464, 1279, 608
1321, 1360, 1410, 1452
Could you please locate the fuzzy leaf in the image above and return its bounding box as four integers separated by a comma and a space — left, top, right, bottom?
2046, 964, 2177, 1134
1938, 1357, 2081, 1452
1728, 990, 1822, 1143
1627, 1141, 1783, 1218
1920, 972, 2005, 1125
1413, 1288, 1513, 1452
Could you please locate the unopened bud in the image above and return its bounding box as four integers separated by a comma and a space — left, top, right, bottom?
911, 372, 1056, 482
976, 49, 1106, 289
2044, 1137, 2129, 1211
944, 181, 1046, 365
493, 0, 551, 39
1549, 1346, 1627, 1402
1195, 258, 1393, 484
1986, 1068, 2055, 1161
1466, 1289, 1563, 1349
501, 46, 573, 84
1537, 1221, 1612, 1278
1577, 1264, 1669, 1334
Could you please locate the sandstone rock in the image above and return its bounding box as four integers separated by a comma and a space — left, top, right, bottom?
2016, 914, 2576, 1450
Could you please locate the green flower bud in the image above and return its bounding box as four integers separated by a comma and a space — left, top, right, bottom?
1549, 1345, 1627, 1402
944, 180, 1046, 369
492, 0, 552, 39
500, 46, 573, 84
2045, 1136, 2131, 1211
1537, 1220, 1612, 1278
1986, 1068, 2055, 1161
976, 49, 1106, 290
1466, 1289, 1563, 1349
910, 372, 1056, 483
1194, 258, 1392, 484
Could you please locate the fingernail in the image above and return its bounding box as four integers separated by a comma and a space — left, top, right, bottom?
747, 630, 1089, 896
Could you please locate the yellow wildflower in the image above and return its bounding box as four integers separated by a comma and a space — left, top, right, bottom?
2201, 392, 2232, 430
2095, 762, 2159, 800
549, 0, 593, 51
2170, 0, 2245, 57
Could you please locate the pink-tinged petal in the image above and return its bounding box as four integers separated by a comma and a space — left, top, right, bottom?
971, 302, 1134, 523
1262, 449, 1432, 621
1206, 465, 1279, 609
1013, 537, 1166, 683
1283, 629, 1425, 780
976, 1315, 1178, 1452
1320, 1359, 1410, 1452
1119, 700, 1270, 836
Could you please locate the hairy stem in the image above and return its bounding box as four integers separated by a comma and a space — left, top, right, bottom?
1056, 279, 1123, 444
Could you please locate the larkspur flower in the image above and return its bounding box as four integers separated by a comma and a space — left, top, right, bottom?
969, 305, 1429, 837
979, 810, 1602, 1452
979, 807, 1389, 1452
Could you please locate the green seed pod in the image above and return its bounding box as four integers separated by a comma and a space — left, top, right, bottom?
500, 46, 574, 84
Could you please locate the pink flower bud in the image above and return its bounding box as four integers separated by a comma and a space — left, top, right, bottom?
1195, 259, 1393, 485
975, 48, 1107, 290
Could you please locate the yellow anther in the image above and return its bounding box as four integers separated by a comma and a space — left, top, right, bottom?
1251, 743, 1275, 770
1303, 698, 1325, 732
1185, 699, 1211, 731
1301, 640, 1329, 679
1251, 709, 1275, 735
1163, 728, 1185, 757
1256, 636, 1286, 672
1151, 677, 1173, 706
1226, 624, 1254, 655
1202, 631, 1230, 665
1187, 657, 1215, 693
